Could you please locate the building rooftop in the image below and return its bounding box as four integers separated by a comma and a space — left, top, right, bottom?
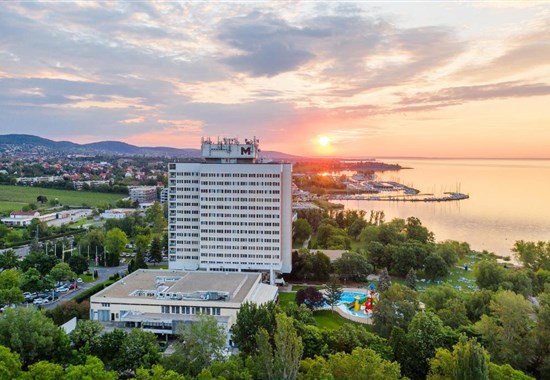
94, 270, 264, 304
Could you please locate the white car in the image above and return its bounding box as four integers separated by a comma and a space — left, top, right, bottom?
33, 298, 44, 305
56, 287, 69, 293
76, 278, 83, 283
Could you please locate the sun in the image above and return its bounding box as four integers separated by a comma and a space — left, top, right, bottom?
318, 135, 330, 147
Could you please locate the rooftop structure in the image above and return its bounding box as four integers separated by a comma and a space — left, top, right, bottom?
201, 137, 259, 163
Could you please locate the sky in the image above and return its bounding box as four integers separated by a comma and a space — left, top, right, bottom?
1, 1, 549, 158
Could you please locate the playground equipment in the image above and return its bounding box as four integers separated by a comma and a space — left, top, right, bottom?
354, 295, 361, 311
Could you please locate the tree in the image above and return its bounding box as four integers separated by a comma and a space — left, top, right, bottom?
0, 269, 24, 305
291, 250, 331, 282
255, 313, 303, 380
231, 301, 277, 355
25, 361, 64, 379
392, 311, 455, 380
135, 365, 187, 380
145, 202, 166, 233
513, 240, 550, 271
368, 242, 395, 274
325, 276, 344, 313
296, 287, 325, 310
20, 268, 54, 293
437, 298, 470, 330
474, 260, 506, 291
405, 217, 434, 244
474, 290, 534, 370
148, 236, 163, 264
434, 242, 460, 268
373, 284, 418, 338
46, 300, 90, 326
0, 249, 19, 269
49, 262, 76, 282
79, 228, 105, 260
532, 288, 550, 378
0, 307, 70, 367
64, 356, 117, 380
283, 303, 316, 326
428, 335, 489, 380
104, 228, 128, 266
424, 254, 449, 280
405, 268, 417, 290
135, 234, 152, 256
164, 314, 226, 377
348, 218, 367, 240
0, 345, 22, 379
322, 324, 392, 359
20, 252, 59, 276
36, 195, 48, 204
67, 254, 88, 275
464, 289, 493, 323
293, 218, 312, 246
333, 252, 372, 283
299, 347, 402, 380
378, 268, 391, 292
110, 329, 160, 374
205, 356, 254, 380
70, 320, 104, 355
93, 329, 127, 369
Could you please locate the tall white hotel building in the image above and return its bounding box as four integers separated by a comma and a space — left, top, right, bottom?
168, 137, 292, 279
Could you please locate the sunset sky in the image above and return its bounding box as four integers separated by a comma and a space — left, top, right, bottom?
1, 1, 549, 158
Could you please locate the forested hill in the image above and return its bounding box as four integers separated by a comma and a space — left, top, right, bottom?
0, 134, 301, 159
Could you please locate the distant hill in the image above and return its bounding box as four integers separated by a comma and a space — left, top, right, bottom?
0, 134, 301, 160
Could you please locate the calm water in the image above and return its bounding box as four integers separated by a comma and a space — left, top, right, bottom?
336, 159, 550, 258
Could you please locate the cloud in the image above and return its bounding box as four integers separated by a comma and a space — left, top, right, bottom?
218, 12, 317, 76
400, 81, 550, 106
456, 20, 550, 81
120, 116, 145, 124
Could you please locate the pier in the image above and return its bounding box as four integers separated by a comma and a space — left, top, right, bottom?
327, 192, 469, 203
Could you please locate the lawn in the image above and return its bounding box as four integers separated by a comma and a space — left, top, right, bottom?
0, 185, 125, 215
415, 252, 485, 292
278, 292, 297, 308
313, 310, 358, 329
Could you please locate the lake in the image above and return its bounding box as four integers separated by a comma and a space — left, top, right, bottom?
333, 159, 550, 258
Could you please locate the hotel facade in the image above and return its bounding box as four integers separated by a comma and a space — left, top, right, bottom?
168, 137, 292, 279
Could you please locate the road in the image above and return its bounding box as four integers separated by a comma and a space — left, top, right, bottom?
1, 236, 76, 258
42, 264, 128, 310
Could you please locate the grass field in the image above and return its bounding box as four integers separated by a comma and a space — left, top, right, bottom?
279, 292, 297, 308
313, 310, 357, 329
0, 185, 125, 215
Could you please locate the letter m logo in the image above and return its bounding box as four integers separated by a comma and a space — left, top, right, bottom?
241, 147, 252, 155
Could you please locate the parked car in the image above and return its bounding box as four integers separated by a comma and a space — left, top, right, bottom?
0, 304, 15, 312
56, 287, 69, 293
24, 292, 37, 302
33, 298, 45, 305
76, 278, 83, 283
69, 283, 78, 290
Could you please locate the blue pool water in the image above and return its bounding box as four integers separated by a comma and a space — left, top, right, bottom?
336, 291, 373, 319
339, 291, 368, 304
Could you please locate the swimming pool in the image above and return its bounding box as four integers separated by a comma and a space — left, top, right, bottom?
336, 291, 374, 319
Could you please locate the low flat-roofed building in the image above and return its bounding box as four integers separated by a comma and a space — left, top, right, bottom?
90, 270, 278, 342
100, 208, 136, 220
